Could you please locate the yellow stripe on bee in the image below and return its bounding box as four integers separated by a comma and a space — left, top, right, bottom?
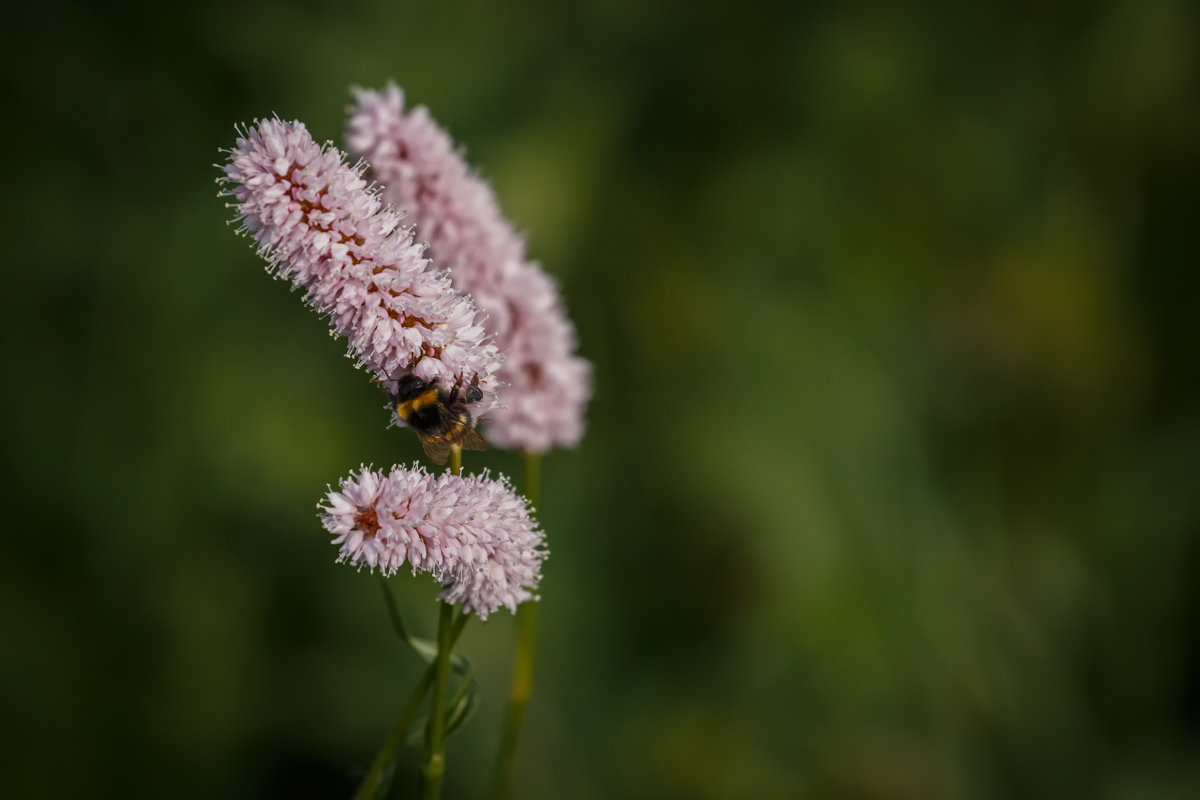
396, 387, 440, 421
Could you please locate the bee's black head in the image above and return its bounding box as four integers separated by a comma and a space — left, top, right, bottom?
393, 374, 430, 401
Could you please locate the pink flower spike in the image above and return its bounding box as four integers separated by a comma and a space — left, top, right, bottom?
319, 464, 547, 619
346, 86, 591, 453
218, 118, 503, 416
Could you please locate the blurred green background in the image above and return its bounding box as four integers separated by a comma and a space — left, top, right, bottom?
3, 0, 1199, 797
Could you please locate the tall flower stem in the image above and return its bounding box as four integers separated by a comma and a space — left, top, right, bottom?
422, 445, 463, 800
421, 601, 456, 799
490, 452, 542, 800
353, 612, 469, 800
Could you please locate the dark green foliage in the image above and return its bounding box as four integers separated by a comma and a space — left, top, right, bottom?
2, 1, 1198, 798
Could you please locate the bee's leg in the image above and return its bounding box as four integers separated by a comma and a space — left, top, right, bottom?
368, 362, 400, 385
448, 374, 464, 402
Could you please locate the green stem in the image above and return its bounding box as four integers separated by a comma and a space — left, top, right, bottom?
421, 602, 456, 800
522, 452, 540, 508
353, 612, 469, 800
489, 452, 543, 800
418, 444, 463, 798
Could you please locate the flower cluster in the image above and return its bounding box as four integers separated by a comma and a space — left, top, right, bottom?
220, 113, 565, 616
320, 465, 546, 619
346, 85, 591, 453
220, 118, 502, 412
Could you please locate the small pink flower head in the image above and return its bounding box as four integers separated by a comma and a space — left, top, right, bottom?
346, 85, 591, 452
218, 118, 502, 414
319, 464, 546, 619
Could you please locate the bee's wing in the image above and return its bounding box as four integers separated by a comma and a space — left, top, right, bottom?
460, 427, 488, 453
420, 436, 452, 465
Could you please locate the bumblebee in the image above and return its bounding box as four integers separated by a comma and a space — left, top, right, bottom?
389, 373, 486, 465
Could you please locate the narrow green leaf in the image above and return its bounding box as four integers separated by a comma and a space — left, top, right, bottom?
401, 644, 480, 746
380, 578, 439, 663
443, 677, 481, 738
